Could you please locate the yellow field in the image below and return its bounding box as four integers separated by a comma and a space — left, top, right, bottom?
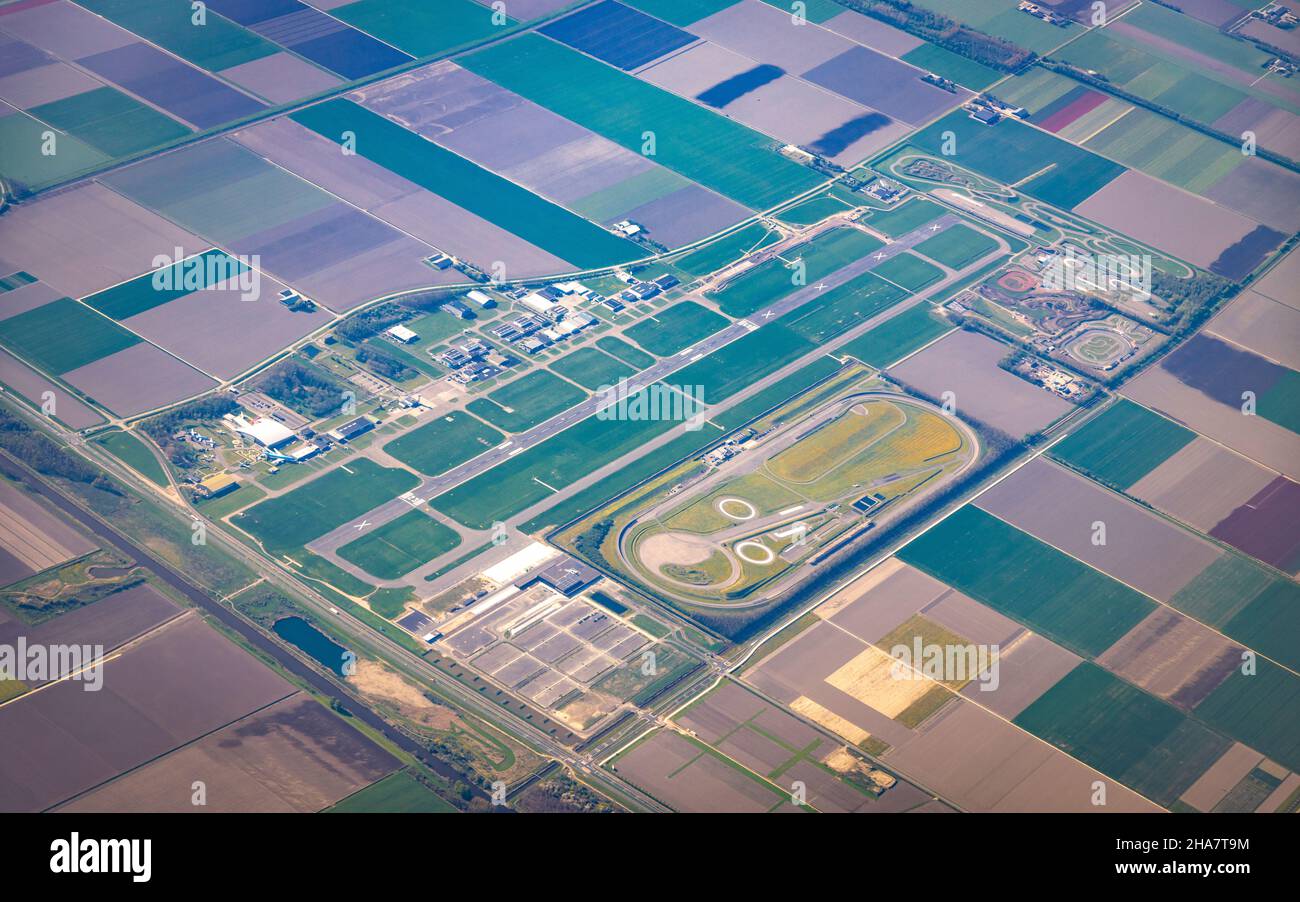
844, 413, 962, 478
766, 401, 904, 484
773, 405, 964, 504
877, 614, 977, 692
790, 695, 870, 745
825, 646, 933, 718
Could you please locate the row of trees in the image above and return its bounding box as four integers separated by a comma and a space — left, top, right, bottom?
840, 0, 1037, 71
0, 407, 120, 493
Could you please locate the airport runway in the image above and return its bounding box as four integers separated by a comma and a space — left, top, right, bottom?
309, 214, 962, 555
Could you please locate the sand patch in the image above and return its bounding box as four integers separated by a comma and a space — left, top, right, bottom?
638, 531, 715, 569
790, 695, 870, 745
825, 646, 933, 718
349, 660, 456, 731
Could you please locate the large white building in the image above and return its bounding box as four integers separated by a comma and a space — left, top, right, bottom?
227, 413, 295, 449
520, 292, 558, 315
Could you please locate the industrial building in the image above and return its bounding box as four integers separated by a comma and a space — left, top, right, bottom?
329, 416, 376, 443
385, 324, 419, 344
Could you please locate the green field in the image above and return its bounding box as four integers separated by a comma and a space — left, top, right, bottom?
549, 347, 636, 390
405, 310, 476, 345
30, 87, 190, 158
1261, 368, 1300, 435
432, 395, 673, 529
901, 43, 1002, 92
622, 0, 736, 25
329, 771, 456, 813
625, 301, 729, 356
233, 459, 419, 556
596, 336, 656, 369
1050, 400, 1195, 489
708, 227, 883, 318
898, 506, 1155, 657
433, 329, 819, 527
777, 193, 855, 227
1195, 660, 1300, 773
84, 249, 245, 319
839, 303, 953, 368
103, 140, 336, 245
93, 429, 168, 488
0, 298, 140, 375
913, 224, 999, 269
525, 356, 842, 533
1218, 577, 1300, 673
1057, 33, 1243, 123
907, 112, 1126, 210
780, 272, 905, 344
196, 482, 266, 520
673, 323, 815, 403
1014, 662, 1227, 806
571, 167, 694, 223
460, 34, 823, 210
76, 0, 277, 71
1168, 554, 1274, 628
333, 0, 508, 56
384, 411, 503, 476
466, 370, 586, 432
337, 509, 461, 580
672, 222, 781, 277
871, 252, 944, 292
1082, 106, 1245, 195
291, 100, 640, 268
1056, 3, 1297, 129
863, 198, 945, 238
0, 110, 107, 191
908, 0, 1080, 54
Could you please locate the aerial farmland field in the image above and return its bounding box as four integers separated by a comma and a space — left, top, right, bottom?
460, 33, 823, 210
898, 505, 1155, 657
2, 0, 1299, 833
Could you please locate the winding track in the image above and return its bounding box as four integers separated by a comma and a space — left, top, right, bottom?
616, 391, 980, 609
